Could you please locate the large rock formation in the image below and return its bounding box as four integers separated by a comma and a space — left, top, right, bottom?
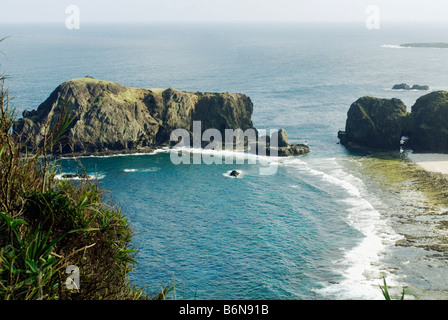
14, 77, 309, 157
14, 77, 254, 155
408, 91, 448, 153
337, 96, 408, 151
338, 91, 448, 154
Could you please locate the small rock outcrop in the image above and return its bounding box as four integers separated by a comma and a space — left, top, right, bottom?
229, 170, 240, 177
392, 83, 429, 90
411, 85, 430, 91
392, 83, 411, 90
263, 128, 310, 156
276, 128, 289, 147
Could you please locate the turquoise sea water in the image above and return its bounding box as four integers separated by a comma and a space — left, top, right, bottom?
2, 22, 448, 299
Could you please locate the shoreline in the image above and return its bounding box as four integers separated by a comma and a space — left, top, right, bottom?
353, 152, 448, 299
47, 141, 310, 160
405, 152, 448, 175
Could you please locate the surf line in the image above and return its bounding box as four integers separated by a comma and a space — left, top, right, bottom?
169, 121, 280, 175
291, 158, 403, 299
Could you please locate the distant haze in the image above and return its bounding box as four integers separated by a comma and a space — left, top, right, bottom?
1, 0, 448, 24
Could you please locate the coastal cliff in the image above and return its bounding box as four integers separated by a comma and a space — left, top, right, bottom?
13, 77, 309, 157
14, 77, 254, 155
338, 91, 448, 153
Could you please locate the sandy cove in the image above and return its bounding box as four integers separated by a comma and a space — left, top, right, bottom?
406, 152, 448, 175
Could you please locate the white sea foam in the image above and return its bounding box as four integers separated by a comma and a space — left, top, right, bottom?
123, 167, 160, 173
54, 173, 105, 180
59, 148, 168, 159
170, 146, 281, 167
308, 168, 361, 197
284, 157, 404, 299
142, 167, 161, 172
381, 44, 406, 49
384, 88, 433, 92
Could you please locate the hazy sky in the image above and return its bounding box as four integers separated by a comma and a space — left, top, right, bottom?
1, 0, 447, 23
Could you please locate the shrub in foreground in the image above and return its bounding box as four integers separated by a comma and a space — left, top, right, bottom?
0, 74, 167, 300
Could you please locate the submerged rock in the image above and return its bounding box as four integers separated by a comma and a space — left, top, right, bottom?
229, 170, 240, 177
57, 173, 92, 180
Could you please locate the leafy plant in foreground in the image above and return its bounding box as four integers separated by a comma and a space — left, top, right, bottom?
380, 277, 406, 300
0, 54, 170, 299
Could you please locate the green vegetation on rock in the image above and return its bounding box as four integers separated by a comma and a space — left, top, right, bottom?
13, 77, 256, 157
338, 96, 408, 151
409, 91, 448, 153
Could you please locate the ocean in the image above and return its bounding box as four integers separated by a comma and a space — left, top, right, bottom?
1, 21, 448, 300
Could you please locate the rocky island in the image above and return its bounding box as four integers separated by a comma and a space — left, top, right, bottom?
338, 91, 448, 153
13, 77, 309, 157
392, 83, 429, 91
401, 42, 448, 49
